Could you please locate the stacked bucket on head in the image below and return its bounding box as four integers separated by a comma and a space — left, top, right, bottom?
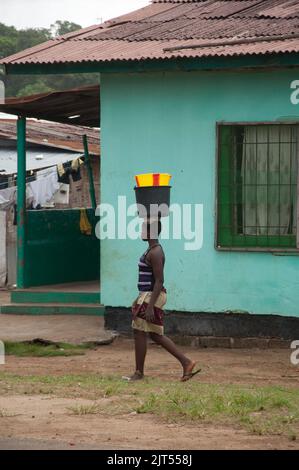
134, 173, 172, 221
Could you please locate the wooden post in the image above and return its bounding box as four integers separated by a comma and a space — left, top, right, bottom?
17, 116, 26, 288
83, 134, 97, 211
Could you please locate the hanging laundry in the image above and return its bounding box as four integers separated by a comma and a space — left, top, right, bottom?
29, 166, 60, 209
71, 158, 84, 182
80, 209, 92, 236
0, 175, 8, 190
57, 162, 70, 184
0, 187, 17, 210
57, 158, 83, 184
13, 204, 17, 226
54, 183, 69, 205
26, 186, 34, 208
36, 167, 56, 179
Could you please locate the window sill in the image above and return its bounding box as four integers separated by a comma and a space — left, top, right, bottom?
215, 246, 299, 254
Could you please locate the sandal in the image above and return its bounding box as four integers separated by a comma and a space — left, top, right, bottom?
122, 371, 144, 382
181, 363, 201, 382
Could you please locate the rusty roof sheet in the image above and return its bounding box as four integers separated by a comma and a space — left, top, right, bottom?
1, 0, 299, 67
0, 85, 100, 128
0, 119, 100, 156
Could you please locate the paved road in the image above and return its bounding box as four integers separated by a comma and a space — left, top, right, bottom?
0, 437, 117, 450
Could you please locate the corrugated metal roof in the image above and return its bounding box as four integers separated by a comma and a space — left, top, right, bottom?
0, 119, 100, 156
1, 0, 299, 66
0, 85, 100, 128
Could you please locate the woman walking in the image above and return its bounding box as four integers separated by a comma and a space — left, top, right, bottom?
128, 218, 200, 382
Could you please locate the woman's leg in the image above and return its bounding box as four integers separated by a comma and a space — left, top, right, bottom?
134, 329, 147, 376
149, 333, 194, 375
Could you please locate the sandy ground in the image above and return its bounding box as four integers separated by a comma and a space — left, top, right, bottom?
0, 290, 11, 305
0, 314, 114, 344
0, 338, 299, 450
1, 395, 295, 451
1, 337, 299, 386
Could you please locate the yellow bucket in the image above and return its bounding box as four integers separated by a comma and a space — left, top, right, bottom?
135, 173, 172, 187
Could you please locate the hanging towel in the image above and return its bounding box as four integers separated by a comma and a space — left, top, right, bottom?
0, 187, 17, 210
57, 162, 69, 184
29, 166, 60, 209
71, 158, 84, 171
80, 209, 92, 236
71, 158, 83, 182
54, 183, 69, 205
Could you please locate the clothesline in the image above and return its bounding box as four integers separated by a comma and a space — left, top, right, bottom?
0, 177, 34, 190
0, 157, 84, 210
0, 156, 84, 190
0, 165, 56, 190
0, 165, 67, 210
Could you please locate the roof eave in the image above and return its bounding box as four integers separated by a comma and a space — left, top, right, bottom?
3, 52, 299, 76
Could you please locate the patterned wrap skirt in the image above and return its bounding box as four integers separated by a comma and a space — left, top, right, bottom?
132, 290, 167, 336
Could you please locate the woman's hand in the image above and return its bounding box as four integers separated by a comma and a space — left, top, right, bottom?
132, 298, 138, 314
145, 305, 155, 323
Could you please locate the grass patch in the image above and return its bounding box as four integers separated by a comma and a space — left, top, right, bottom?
0, 408, 16, 418
4, 341, 92, 357
67, 403, 101, 415
134, 384, 299, 435
0, 372, 299, 438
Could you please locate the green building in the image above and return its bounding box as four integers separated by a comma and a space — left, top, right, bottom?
2, 0, 299, 338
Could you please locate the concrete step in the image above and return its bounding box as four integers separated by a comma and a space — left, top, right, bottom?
0, 303, 105, 316
11, 290, 101, 305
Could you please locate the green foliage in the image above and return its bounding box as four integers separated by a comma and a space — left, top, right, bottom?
0, 36, 17, 58
51, 20, 82, 37
0, 21, 100, 98
0, 22, 50, 60
4, 341, 91, 357
16, 28, 52, 51
16, 79, 53, 97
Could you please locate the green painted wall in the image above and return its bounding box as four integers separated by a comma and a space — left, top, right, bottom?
101, 68, 299, 318
25, 209, 100, 287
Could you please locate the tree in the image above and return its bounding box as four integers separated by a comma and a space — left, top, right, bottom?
0, 36, 17, 59
0, 23, 17, 59
0, 21, 100, 98
51, 20, 82, 37
16, 28, 51, 51
16, 80, 53, 97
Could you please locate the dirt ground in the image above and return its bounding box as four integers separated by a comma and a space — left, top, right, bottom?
0, 314, 114, 344
1, 337, 299, 450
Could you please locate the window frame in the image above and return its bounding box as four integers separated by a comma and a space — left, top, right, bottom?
215, 121, 299, 253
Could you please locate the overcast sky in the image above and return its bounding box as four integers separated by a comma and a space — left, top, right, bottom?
1, 0, 150, 29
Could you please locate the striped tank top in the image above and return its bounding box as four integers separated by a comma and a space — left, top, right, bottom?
138, 244, 162, 292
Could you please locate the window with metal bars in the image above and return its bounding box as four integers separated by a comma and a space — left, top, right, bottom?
217, 123, 299, 250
